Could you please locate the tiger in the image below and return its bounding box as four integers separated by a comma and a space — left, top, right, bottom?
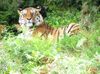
31, 8, 80, 40
32, 22, 80, 40
17, 7, 42, 29
17, 7, 45, 39
17, 7, 80, 40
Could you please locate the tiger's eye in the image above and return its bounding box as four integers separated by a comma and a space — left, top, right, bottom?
38, 20, 41, 22
36, 17, 39, 20
22, 13, 26, 16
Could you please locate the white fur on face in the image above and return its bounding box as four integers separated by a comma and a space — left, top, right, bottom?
26, 19, 33, 27
31, 8, 36, 13
18, 9, 33, 28
22, 10, 27, 14
19, 17, 26, 24
19, 17, 33, 31
34, 14, 44, 26
18, 7, 43, 28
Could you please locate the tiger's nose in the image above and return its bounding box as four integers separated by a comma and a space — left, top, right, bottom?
27, 18, 31, 20
33, 22, 35, 25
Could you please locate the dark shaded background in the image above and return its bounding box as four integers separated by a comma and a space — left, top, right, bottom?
0, 0, 100, 25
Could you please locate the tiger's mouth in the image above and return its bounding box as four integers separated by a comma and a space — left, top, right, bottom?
25, 19, 33, 27
26, 23, 33, 29
26, 22, 34, 29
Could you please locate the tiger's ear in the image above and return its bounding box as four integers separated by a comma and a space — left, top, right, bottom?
17, 8, 22, 15
36, 6, 41, 9
36, 6, 41, 12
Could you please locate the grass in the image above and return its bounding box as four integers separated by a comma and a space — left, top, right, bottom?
0, 9, 100, 74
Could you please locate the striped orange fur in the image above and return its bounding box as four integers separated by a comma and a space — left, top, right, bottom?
17, 7, 80, 40
32, 22, 80, 40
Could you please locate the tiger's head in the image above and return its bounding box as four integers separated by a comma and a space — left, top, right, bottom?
33, 10, 44, 26
18, 7, 43, 28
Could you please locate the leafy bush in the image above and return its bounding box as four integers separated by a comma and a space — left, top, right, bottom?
45, 10, 80, 27
0, 0, 18, 25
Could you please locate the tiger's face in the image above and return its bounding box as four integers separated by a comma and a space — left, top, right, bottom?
18, 7, 42, 28
33, 11, 44, 26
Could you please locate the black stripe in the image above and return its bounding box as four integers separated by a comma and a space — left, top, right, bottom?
68, 24, 74, 33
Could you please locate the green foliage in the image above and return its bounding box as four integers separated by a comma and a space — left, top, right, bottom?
45, 10, 80, 28
57, 35, 81, 52
0, 0, 18, 24
1, 37, 56, 73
